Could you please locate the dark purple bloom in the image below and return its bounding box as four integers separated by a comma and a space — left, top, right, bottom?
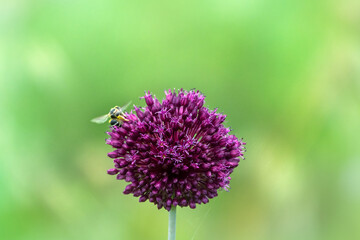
106, 89, 246, 211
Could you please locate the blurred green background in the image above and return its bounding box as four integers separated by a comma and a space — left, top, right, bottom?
1, 0, 359, 239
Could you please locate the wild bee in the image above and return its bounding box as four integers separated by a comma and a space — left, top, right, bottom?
91, 102, 131, 126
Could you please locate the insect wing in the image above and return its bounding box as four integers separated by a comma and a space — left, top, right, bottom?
91, 114, 109, 124
120, 101, 132, 113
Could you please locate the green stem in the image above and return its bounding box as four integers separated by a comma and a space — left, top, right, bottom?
168, 206, 176, 240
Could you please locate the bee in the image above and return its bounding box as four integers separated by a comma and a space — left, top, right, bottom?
91, 102, 131, 126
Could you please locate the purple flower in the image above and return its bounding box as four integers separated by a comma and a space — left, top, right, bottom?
106, 89, 246, 211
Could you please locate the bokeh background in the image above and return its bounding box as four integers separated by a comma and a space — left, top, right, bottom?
1, 0, 360, 239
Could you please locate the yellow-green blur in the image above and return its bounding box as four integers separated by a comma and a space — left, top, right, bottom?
0, 0, 359, 239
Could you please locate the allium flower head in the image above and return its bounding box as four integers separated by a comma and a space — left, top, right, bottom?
106, 89, 246, 210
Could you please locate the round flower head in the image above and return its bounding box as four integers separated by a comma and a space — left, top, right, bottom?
106, 89, 246, 210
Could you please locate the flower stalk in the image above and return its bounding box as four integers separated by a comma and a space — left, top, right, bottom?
168, 206, 176, 240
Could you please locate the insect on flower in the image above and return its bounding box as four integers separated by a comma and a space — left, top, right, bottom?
91, 102, 131, 127
105, 89, 247, 211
